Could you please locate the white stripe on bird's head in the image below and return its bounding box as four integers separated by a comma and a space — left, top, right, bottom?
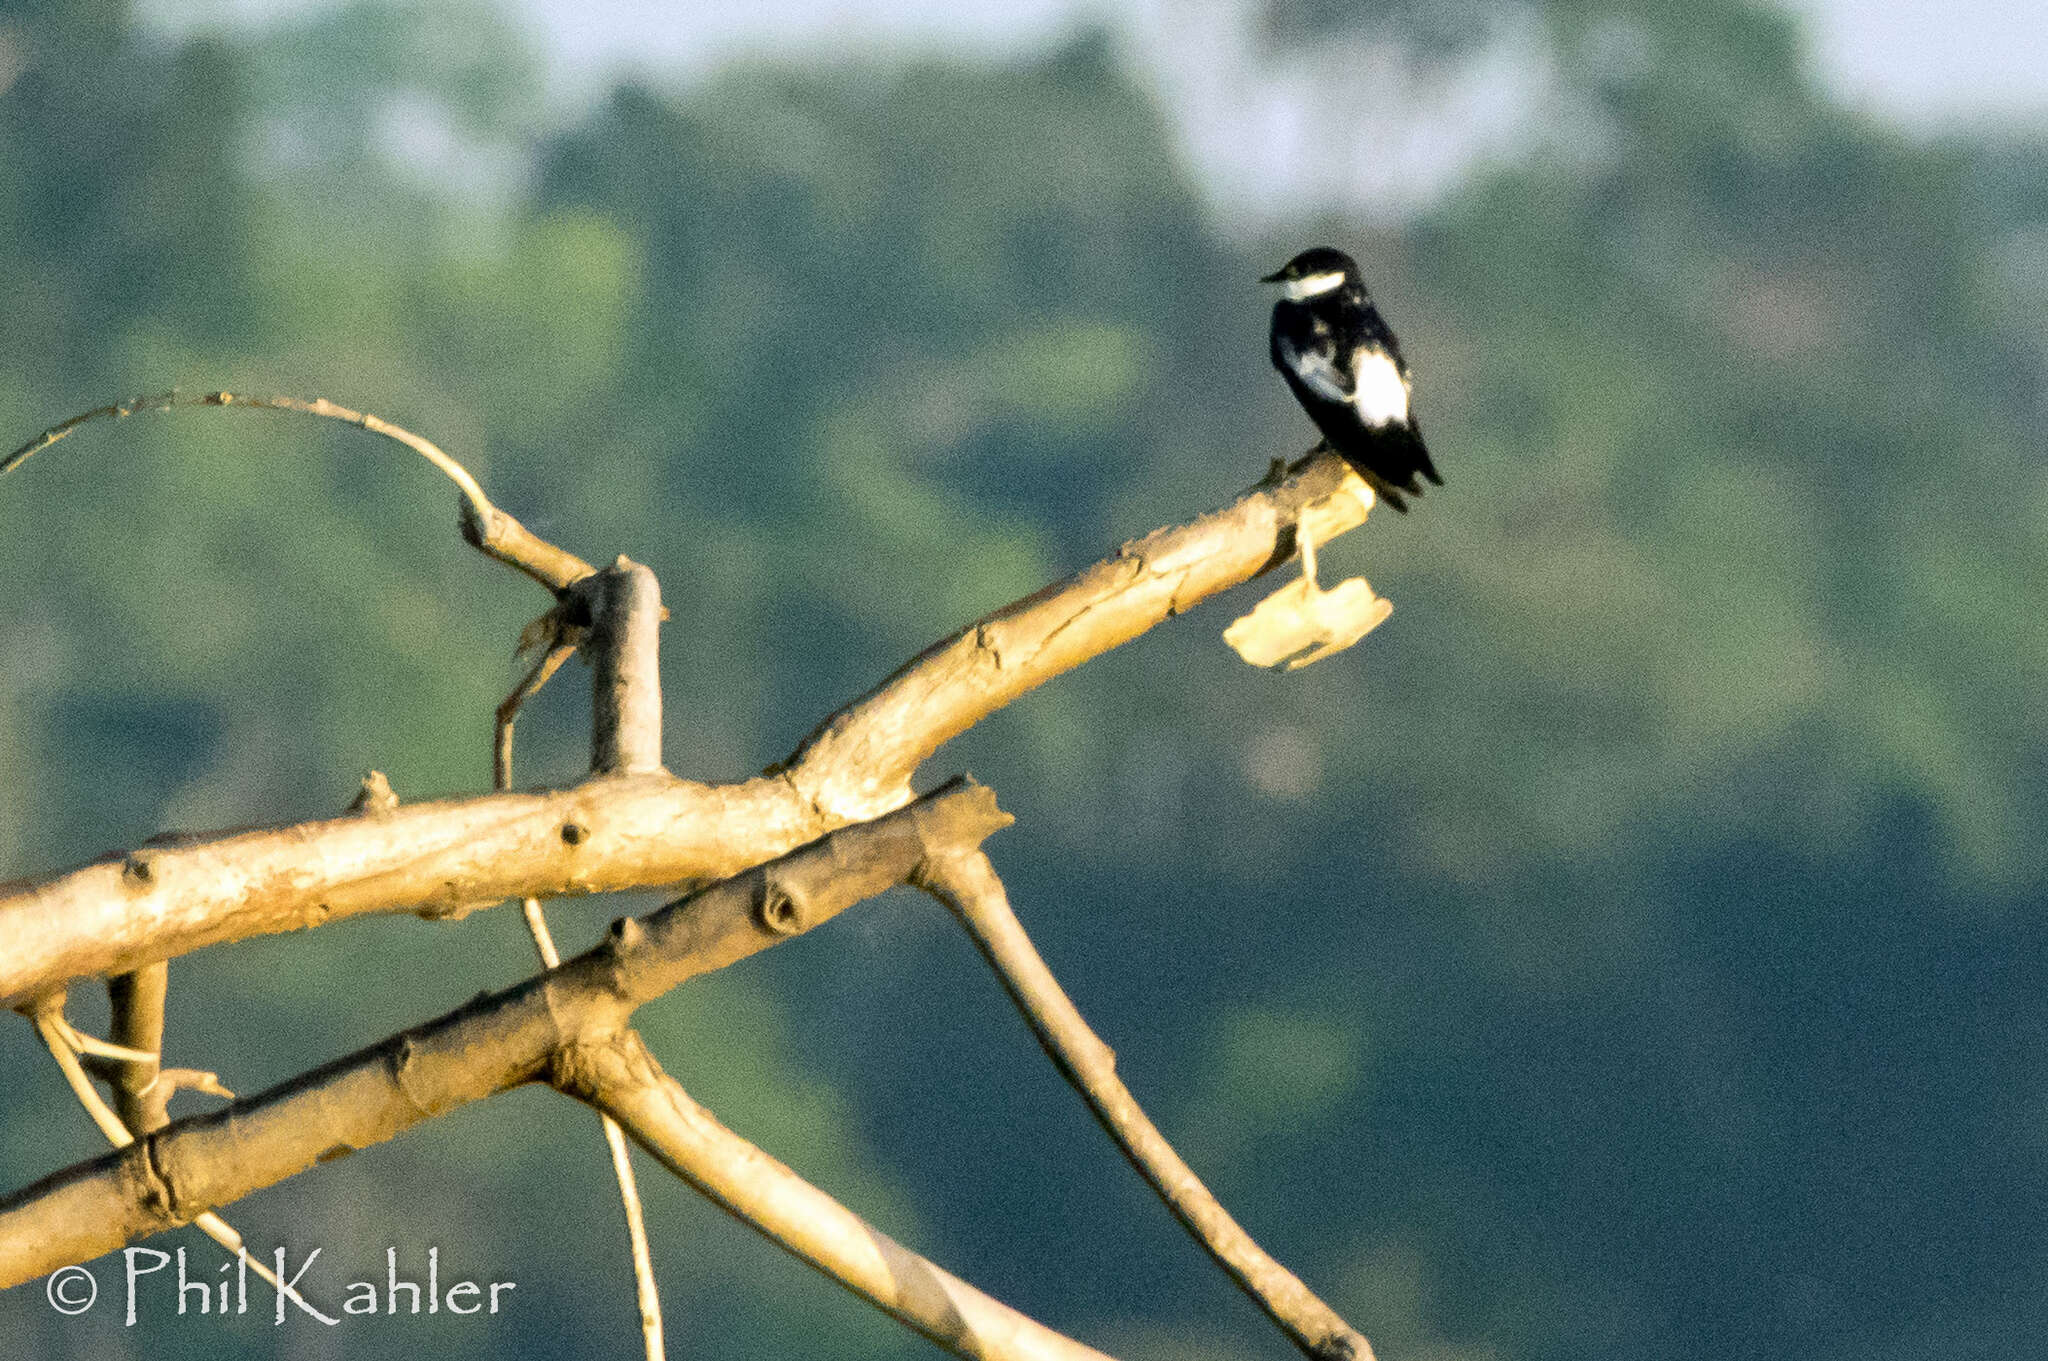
1278, 270, 1347, 301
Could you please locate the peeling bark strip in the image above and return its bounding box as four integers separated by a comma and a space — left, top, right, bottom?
0, 451, 1368, 1011
0, 781, 1010, 1289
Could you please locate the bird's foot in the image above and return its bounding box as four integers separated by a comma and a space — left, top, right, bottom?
1296, 518, 1322, 594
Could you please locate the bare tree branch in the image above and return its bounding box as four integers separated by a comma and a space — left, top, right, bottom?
105, 964, 170, 1133
1, 390, 596, 590
567, 1031, 1118, 1361
519, 894, 668, 1361
29, 998, 303, 1304
0, 779, 1010, 1288
0, 450, 1370, 1011
0, 774, 794, 1010
783, 451, 1374, 821
507, 552, 671, 1359
582, 557, 667, 776
918, 850, 1375, 1361
4, 392, 1392, 1356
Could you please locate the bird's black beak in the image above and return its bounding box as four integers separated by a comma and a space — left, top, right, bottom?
1259, 267, 1287, 284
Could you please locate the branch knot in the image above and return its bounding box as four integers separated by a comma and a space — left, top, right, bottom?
754, 876, 807, 937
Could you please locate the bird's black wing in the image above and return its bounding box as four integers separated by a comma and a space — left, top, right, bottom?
1396, 416, 1444, 487
1355, 303, 1413, 383
1271, 326, 1353, 404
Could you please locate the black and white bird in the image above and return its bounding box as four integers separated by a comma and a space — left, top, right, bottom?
1264, 246, 1441, 512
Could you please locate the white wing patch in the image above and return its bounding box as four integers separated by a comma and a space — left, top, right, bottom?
1351, 347, 1410, 426
1281, 270, 1347, 301
1277, 334, 1352, 404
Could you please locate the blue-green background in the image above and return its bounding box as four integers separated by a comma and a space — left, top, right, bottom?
3, 0, 2046, 1357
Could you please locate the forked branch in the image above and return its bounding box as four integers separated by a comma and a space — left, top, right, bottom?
0, 780, 1010, 1288
4, 395, 1390, 1360
0, 448, 1375, 1009
2, 780, 1125, 1361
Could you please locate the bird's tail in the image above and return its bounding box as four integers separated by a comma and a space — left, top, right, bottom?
1360, 469, 1410, 513
1358, 423, 1439, 512
1405, 420, 1444, 489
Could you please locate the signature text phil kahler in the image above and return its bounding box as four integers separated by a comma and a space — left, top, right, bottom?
44, 1245, 515, 1326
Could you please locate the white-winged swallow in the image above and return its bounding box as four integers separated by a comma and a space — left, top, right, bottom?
1265, 246, 1441, 512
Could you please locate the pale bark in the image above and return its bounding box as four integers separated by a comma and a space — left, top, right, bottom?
0, 780, 1009, 1287
0, 451, 1371, 1010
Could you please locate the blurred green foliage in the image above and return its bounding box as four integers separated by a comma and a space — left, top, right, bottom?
3, 0, 2046, 1358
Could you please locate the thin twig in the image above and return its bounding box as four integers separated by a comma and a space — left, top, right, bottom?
600, 1108, 667, 1357
45, 1012, 157, 1065
495, 641, 578, 789
3, 389, 596, 590
1, 390, 181, 473
499, 628, 667, 1359
568, 1032, 1119, 1361
29, 1000, 297, 1300
917, 851, 1376, 1361
523, 897, 668, 1361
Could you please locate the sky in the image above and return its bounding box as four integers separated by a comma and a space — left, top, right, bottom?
139, 0, 2048, 228
1780, 0, 2048, 124
469, 0, 2048, 129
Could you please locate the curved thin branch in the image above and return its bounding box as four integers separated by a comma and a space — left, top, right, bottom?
2, 389, 182, 474
523, 897, 668, 1361
600, 1101, 667, 1359
3, 390, 595, 590
29, 999, 298, 1303
917, 850, 1375, 1361
496, 640, 579, 788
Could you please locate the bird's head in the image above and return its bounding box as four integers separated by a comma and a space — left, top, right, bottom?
1261, 247, 1359, 302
